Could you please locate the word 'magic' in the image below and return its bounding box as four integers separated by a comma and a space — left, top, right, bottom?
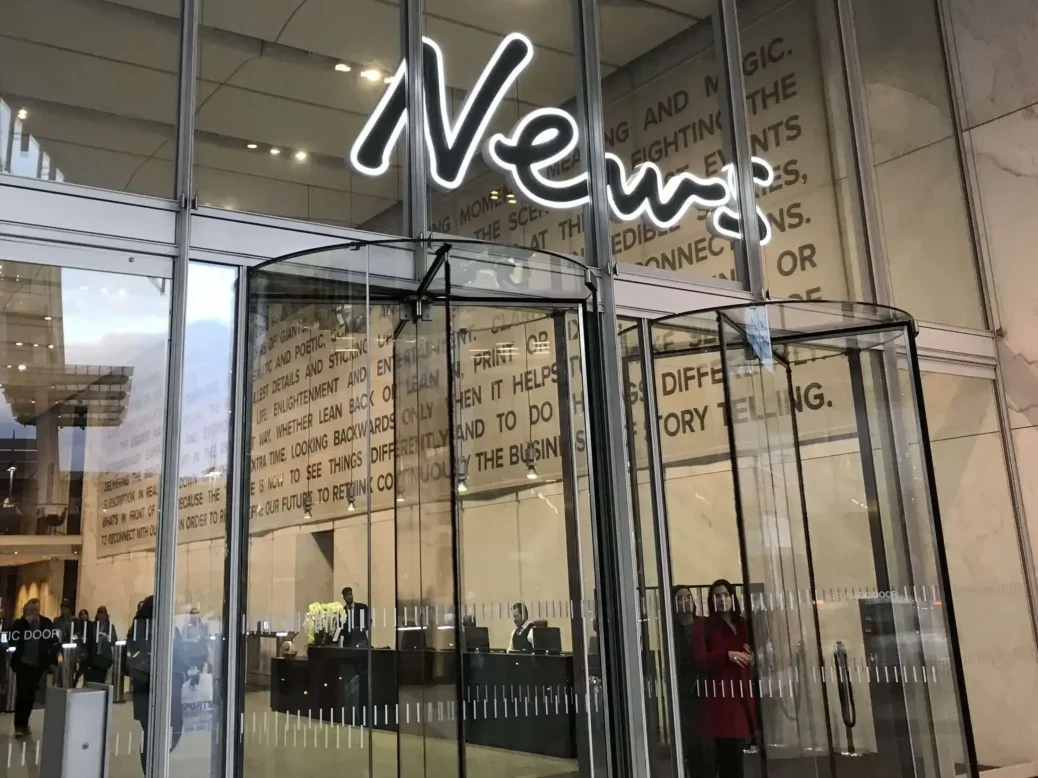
349, 33, 773, 244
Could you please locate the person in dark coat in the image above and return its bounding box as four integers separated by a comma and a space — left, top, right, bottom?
695, 579, 757, 778
673, 586, 714, 777
127, 596, 185, 775
84, 606, 118, 684
9, 598, 59, 737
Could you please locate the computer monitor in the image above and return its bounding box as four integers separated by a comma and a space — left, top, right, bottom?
464, 626, 490, 652
532, 626, 562, 654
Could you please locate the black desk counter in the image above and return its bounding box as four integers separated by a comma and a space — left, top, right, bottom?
270, 648, 582, 758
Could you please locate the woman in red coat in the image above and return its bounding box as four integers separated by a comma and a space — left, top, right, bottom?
695, 579, 757, 778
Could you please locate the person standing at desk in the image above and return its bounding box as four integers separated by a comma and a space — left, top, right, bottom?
508, 603, 535, 653
339, 587, 370, 648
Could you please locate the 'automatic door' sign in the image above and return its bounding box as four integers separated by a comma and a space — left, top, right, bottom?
350, 33, 773, 244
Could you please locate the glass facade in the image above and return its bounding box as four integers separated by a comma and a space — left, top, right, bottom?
1, 2, 1037, 778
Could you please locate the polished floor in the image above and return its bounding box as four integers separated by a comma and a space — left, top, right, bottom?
0, 691, 578, 778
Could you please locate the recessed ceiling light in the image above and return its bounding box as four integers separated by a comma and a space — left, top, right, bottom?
490, 194, 499, 201
270, 148, 281, 156
17, 365, 26, 372
383, 76, 393, 84
48, 345, 54, 350
246, 143, 258, 150
294, 150, 308, 161
44, 316, 52, 321
360, 68, 381, 82
335, 63, 351, 72
16, 108, 27, 121
14, 342, 22, 347
32, 344, 38, 348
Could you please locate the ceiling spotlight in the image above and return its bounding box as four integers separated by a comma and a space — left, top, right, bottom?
16, 108, 27, 121
44, 316, 52, 321
269, 148, 281, 156
246, 143, 258, 150
32, 344, 38, 348
48, 345, 54, 350
17, 365, 25, 372
360, 68, 381, 82
294, 150, 308, 161
14, 342, 22, 347
335, 62, 351, 72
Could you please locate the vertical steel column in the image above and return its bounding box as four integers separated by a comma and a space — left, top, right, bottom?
149, 0, 201, 776
832, 0, 890, 305
638, 320, 686, 778
570, 0, 649, 774
221, 273, 251, 778
403, 0, 428, 268
714, 0, 766, 298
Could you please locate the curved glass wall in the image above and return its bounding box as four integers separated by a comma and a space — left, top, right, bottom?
623, 300, 976, 778
239, 239, 606, 778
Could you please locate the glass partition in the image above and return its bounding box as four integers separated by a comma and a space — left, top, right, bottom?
239, 239, 606, 778
625, 300, 976, 778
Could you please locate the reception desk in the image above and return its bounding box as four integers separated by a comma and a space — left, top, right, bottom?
270, 647, 583, 758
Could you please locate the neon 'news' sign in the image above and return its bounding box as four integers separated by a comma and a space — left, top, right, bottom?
350, 33, 772, 244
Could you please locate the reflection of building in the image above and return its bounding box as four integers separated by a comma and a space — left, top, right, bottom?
4, 0, 1038, 777
0, 260, 141, 623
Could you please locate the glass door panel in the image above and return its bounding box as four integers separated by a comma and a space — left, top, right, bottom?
718, 310, 833, 778
706, 301, 974, 778
394, 255, 463, 778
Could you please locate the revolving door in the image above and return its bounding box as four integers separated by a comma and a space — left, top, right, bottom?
237, 239, 607, 778
623, 302, 976, 778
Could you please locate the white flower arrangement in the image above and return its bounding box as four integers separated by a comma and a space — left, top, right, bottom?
305, 601, 346, 646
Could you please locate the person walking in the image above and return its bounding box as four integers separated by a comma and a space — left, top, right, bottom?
9, 598, 59, 737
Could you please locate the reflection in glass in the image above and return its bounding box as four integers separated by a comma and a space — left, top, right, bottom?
736, 0, 870, 304
424, 1, 588, 257
851, 0, 984, 327
2, 0, 181, 195
168, 262, 237, 778
195, 0, 404, 230
0, 257, 171, 772
599, 0, 743, 283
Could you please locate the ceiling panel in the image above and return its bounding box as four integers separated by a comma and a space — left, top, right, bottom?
0, 40, 179, 126
5, 0, 181, 73
277, 0, 402, 71
598, 6, 700, 66
17, 103, 172, 159
198, 32, 262, 84
224, 56, 388, 115
199, 0, 306, 43
195, 86, 368, 158
30, 139, 172, 196
424, 0, 578, 55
